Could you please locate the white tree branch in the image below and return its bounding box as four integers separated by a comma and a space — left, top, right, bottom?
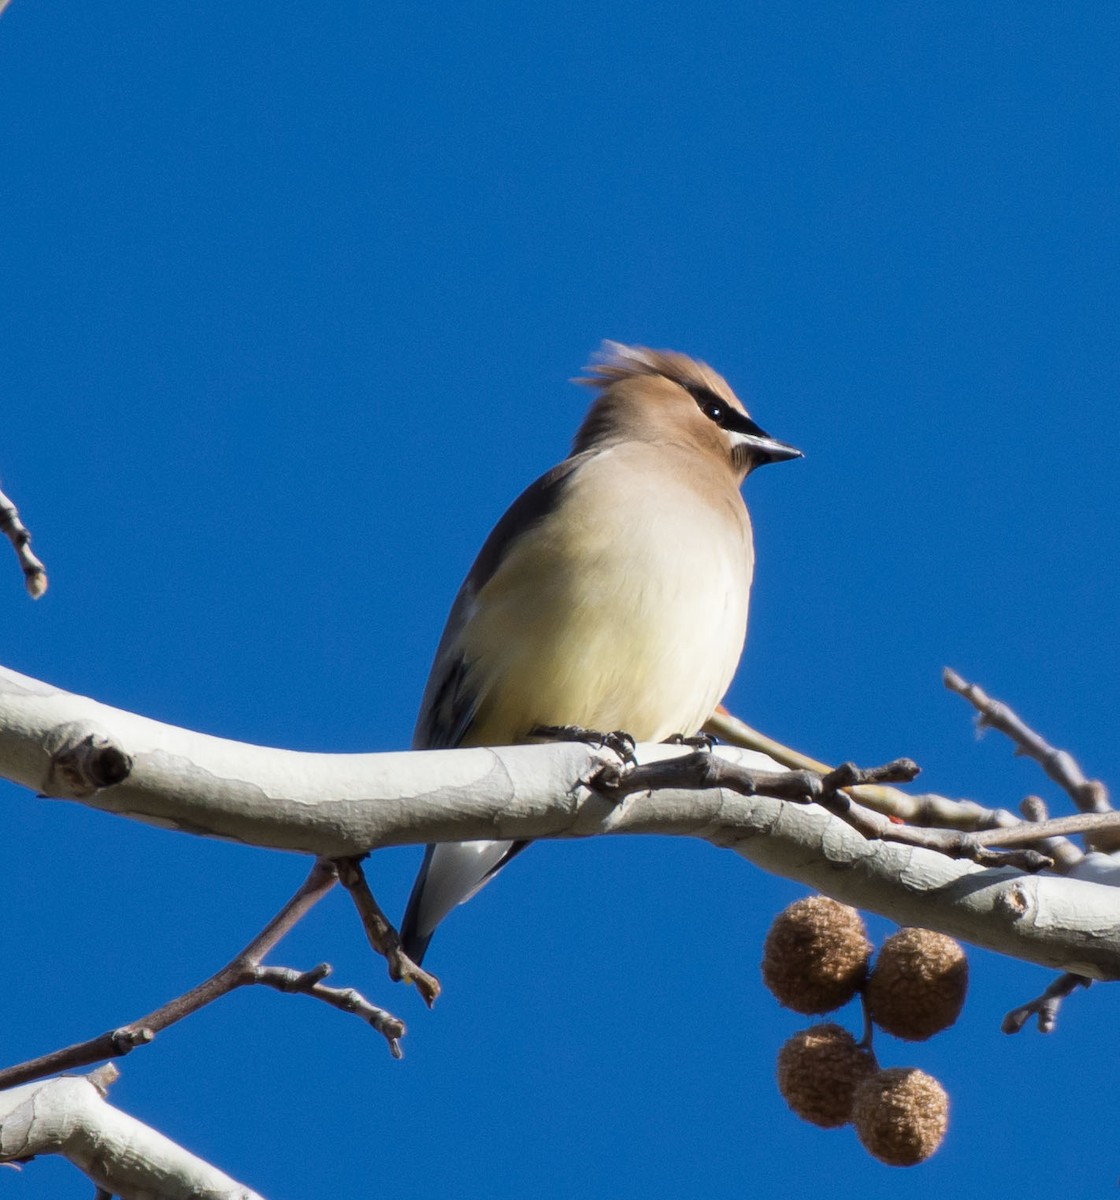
0, 1069, 263, 1199
2, 664, 1120, 978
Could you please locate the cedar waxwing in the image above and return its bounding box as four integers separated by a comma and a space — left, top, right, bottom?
400, 342, 801, 964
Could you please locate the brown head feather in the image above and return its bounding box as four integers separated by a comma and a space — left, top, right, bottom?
576, 341, 746, 413
569, 340, 753, 465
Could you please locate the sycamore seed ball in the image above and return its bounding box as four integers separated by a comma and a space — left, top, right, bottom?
762, 896, 871, 1014
865, 928, 968, 1041
776, 1024, 876, 1128
852, 1067, 949, 1166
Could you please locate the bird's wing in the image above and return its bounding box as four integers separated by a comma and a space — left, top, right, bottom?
411, 449, 593, 750
401, 451, 593, 963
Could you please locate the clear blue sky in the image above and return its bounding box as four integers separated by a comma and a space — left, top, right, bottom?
3, 2, 1120, 1196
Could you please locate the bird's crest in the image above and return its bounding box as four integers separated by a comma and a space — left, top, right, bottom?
577, 340, 741, 409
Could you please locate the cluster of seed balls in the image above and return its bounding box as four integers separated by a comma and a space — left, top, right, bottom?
762, 896, 968, 1166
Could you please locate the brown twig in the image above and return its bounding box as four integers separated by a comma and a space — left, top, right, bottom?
706, 706, 1076, 846
598, 750, 920, 804
601, 751, 1120, 871
0, 483, 47, 598
334, 856, 441, 1007
0, 860, 406, 1088
251, 964, 405, 1059
944, 670, 1116, 853
1014, 795, 1083, 873
711, 705, 1089, 869
964, 812, 1120, 848
857, 991, 878, 1056
1002, 972, 1091, 1034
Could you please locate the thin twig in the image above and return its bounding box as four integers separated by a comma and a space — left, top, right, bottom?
1016, 795, 1083, 873
602, 752, 1120, 871
598, 749, 920, 804
710, 706, 1093, 865
0, 483, 47, 598
706, 706, 1079, 849
966, 812, 1120, 848
857, 991, 877, 1056
1002, 972, 1091, 1034
252, 964, 405, 1060
0, 859, 406, 1088
944, 669, 1115, 844
333, 856, 441, 1007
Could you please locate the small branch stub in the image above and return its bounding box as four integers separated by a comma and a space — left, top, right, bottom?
1002, 972, 1091, 1035
0, 483, 47, 599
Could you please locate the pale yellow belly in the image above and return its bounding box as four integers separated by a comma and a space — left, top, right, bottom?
459, 448, 754, 745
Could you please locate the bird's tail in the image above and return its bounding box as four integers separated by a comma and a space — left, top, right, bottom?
399, 839, 531, 965
399, 845, 438, 964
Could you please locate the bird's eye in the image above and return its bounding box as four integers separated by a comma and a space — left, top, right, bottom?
702, 399, 726, 424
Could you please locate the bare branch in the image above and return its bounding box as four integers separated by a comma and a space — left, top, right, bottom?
944, 669, 1116, 852
598, 748, 920, 801
603, 751, 1111, 871
251, 964, 405, 1059
1002, 972, 1091, 1034
706, 705, 1084, 864
0, 484, 47, 598
0, 1070, 264, 1198
334, 856, 441, 1007
0, 859, 405, 1089
1017, 795, 1083, 873
968, 813, 1120, 849
4, 664, 1120, 978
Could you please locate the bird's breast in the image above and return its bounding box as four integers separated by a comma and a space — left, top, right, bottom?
459, 445, 755, 745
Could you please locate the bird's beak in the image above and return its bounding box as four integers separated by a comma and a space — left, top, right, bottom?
738, 431, 803, 468
722, 409, 803, 468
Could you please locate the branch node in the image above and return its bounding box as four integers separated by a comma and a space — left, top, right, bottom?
110, 1026, 153, 1054
41, 724, 133, 798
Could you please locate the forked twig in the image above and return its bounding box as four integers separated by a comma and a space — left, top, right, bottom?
1002, 972, 1091, 1034
945, 669, 1114, 837
0, 860, 407, 1088
602, 751, 1117, 871
707, 706, 1079, 864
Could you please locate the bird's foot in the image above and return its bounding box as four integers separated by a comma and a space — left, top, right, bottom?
532, 723, 637, 764
661, 732, 716, 751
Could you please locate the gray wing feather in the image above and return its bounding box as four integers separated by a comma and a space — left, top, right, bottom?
401, 452, 593, 963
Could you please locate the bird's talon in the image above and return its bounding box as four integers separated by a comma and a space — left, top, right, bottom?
601, 730, 637, 762
662, 732, 715, 750
532, 723, 637, 764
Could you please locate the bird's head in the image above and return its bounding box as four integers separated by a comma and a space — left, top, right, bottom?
573, 341, 802, 482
